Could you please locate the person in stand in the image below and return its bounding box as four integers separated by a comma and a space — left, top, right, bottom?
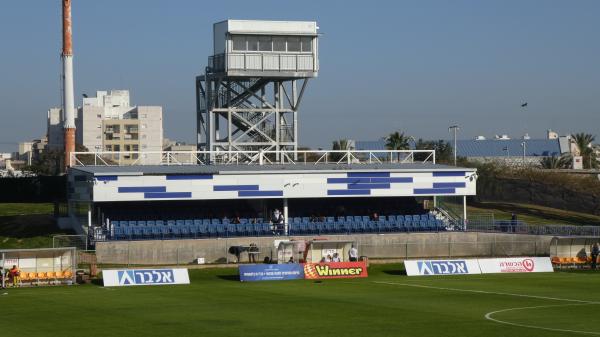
271, 209, 284, 235
349, 245, 358, 262
371, 212, 379, 222
591, 242, 599, 270
232, 216, 241, 224
332, 253, 341, 262
325, 254, 332, 262
288, 256, 295, 264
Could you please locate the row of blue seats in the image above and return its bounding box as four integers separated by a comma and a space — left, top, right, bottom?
290, 219, 444, 234
111, 218, 266, 228
111, 223, 275, 239
111, 214, 436, 228
106, 219, 446, 240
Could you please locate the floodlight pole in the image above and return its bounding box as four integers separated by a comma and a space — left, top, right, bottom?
521, 142, 526, 165
448, 125, 460, 166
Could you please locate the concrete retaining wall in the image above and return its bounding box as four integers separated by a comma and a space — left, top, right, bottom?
95, 232, 553, 265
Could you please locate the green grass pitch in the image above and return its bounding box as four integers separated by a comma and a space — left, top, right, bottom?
1, 264, 599, 337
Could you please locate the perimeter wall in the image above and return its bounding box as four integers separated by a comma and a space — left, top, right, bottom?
95, 232, 553, 265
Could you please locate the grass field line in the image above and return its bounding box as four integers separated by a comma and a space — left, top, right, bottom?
374, 281, 600, 335
484, 303, 600, 336
372, 281, 600, 304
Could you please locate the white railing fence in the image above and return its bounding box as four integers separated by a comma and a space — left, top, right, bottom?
70, 150, 436, 167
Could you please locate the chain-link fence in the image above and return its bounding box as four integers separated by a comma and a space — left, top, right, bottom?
53, 235, 88, 250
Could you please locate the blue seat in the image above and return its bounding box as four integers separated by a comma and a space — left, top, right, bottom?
181, 226, 191, 237
337, 216, 345, 222
156, 220, 164, 227
176, 220, 185, 227
234, 224, 244, 236
193, 219, 202, 226
396, 215, 404, 223
404, 220, 413, 231
293, 217, 301, 224
137, 220, 146, 227
151, 226, 162, 238
132, 227, 143, 238
324, 222, 335, 233
302, 217, 310, 223
245, 224, 254, 236
207, 225, 217, 237
362, 216, 370, 222
198, 224, 209, 237
345, 216, 354, 223
185, 220, 193, 227
167, 220, 176, 227
128, 221, 137, 227
326, 216, 335, 223
308, 222, 318, 234
203, 219, 211, 225
147, 220, 155, 227
171, 226, 182, 236
379, 215, 387, 222
216, 224, 226, 236
225, 224, 236, 236
240, 218, 248, 224
142, 226, 152, 237
210, 218, 219, 225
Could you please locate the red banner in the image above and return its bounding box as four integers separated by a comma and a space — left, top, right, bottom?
303, 262, 368, 279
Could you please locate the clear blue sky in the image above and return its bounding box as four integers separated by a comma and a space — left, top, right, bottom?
1, 0, 599, 152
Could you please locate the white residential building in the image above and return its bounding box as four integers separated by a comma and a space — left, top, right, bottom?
48, 90, 164, 164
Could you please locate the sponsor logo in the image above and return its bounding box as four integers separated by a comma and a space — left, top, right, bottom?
117, 269, 175, 285
499, 258, 535, 273
416, 260, 469, 275
303, 262, 368, 279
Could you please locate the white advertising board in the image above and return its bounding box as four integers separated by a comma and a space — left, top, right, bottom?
405, 259, 482, 276
103, 268, 190, 287
478, 257, 553, 274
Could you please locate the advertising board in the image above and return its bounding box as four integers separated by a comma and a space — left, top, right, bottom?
404, 259, 481, 276
303, 261, 368, 279
478, 257, 553, 274
103, 268, 190, 287
239, 263, 304, 282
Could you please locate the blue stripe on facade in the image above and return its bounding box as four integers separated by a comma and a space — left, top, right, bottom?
144, 192, 192, 198
432, 171, 465, 177
347, 183, 391, 189
413, 188, 456, 194
432, 182, 466, 188
118, 186, 166, 193
327, 178, 371, 184
347, 172, 390, 178
96, 175, 118, 181
166, 174, 213, 180
238, 190, 283, 197
213, 185, 259, 191
327, 189, 371, 196
370, 177, 413, 183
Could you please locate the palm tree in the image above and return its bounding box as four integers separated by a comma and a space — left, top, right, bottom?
540, 154, 571, 169
572, 133, 598, 169
385, 131, 410, 161
331, 139, 352, 161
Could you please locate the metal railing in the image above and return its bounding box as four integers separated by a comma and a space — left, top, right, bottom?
69, 149, 436, 167
209, 52, 317, 73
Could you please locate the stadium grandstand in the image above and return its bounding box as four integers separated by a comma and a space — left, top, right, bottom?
66, 149, 475, 242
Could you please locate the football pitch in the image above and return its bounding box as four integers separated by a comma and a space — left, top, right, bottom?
1, 264, 599, 337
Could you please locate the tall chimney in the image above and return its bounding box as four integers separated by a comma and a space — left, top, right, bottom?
62, 0, 76, 169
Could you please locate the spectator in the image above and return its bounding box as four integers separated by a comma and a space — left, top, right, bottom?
319, 257, 326, 263
288, 256, 295, 264
232, 216, 241, 224
332, 253, 341, 262
371, 212, 379, 222
349, 245, 358, 262
325, 254, 332, 262
0, 267, 4, 289
591, 242, 599, 270
271, 209, 284, 235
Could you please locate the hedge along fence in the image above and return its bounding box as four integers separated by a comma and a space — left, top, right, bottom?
0, 176, 66, 202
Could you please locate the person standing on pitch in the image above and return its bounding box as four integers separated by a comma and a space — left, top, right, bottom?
349, 245, 358, 262
591, 242, 599, 270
